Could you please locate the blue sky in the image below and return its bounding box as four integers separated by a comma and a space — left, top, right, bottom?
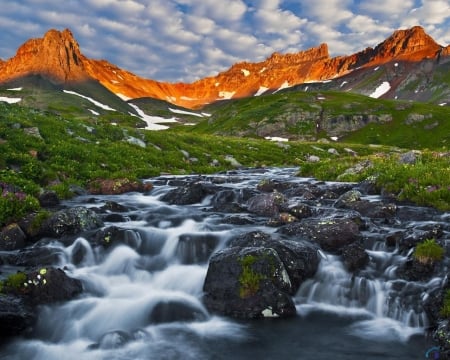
0, 0, 449, 82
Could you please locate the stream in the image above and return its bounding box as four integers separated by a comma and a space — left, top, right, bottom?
1, 167, 448, 360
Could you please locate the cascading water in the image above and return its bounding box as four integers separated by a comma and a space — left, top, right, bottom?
1, 168, 446, 360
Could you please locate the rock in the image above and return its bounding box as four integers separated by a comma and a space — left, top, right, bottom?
341, 242, 369, 272
38, 191, 60, 208
20, 267, 83, 306
287, 203, 314, 219
334, 190, 362, 208
210, 189, 245, 213
337, 160, 373, 180
42, 207, 104, 238
9, 246, 64, 267
90, 330, 133, 350
99, 200, 129, 213
247, 191, 286, 217
91, 226, 141, 249
0, 223, 27, 250
229, 231, 320, 293
224, 155, 242, 168
203, 246, 296, 319
161, 181, 215, 205
398, 150, 421, 165
278, 218, 362, 253
176, 233, 220, 264
88, 178, 153, 195
0, 295, 35, 337
149, 300, 207, 324
23, 127, 43, 139
397, 258, 436, 281
432, 320, 450, 357
307, 155, 320, 162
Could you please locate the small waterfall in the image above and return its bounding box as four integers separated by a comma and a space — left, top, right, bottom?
296, 252, 434, 340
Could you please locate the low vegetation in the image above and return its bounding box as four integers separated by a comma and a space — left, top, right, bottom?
0, 86, 449, 227
413, 238, 445, 265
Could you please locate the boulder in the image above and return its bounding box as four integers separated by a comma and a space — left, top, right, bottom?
210, 189, 245, 213
149, 299, 207, 324
161, 181, 215, 205
88, 178, 153, 195
0, 223, 27, 250
341, 242, 369, 272
42, 207, 104, 238
229, 231, 320, 293
38, 191, 60, 208
247, 191, 286, 217
91, 226, 141, 249
278, 218, 362, 253
176, 233, 220, 264
203, 246, 296, 319
0, 295, 35, 337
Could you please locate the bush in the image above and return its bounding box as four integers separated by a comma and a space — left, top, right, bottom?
0, 184, 40, 227
413, 238, 445, 265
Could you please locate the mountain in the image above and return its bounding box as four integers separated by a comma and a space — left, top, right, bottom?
0, 26, 449, 109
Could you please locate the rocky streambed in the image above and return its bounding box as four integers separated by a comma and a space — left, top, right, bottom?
0, 167, 449, 359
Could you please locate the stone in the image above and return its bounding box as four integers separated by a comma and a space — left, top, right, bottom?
203, 246, 296, 319
0, 223, 27, 251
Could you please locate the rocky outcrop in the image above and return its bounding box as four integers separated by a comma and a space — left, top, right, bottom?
0, 26, 446, 109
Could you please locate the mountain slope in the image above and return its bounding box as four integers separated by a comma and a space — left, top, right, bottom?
0, 27, 449, 109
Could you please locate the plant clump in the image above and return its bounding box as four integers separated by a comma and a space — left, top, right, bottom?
239, 255, 265, 298
413, 238, 445, 265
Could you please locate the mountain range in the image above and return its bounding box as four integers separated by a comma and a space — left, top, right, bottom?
0, 26, 449, 109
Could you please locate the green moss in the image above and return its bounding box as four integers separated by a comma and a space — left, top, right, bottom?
3, 272, 27, 291
413, 238, 445, 265
239, 255, 264, 299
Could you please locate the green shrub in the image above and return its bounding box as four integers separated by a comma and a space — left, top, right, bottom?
413, 238, 445, 265
0, 186, 40, 227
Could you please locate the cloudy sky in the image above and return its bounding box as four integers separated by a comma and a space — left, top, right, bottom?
1, 0, 449, 82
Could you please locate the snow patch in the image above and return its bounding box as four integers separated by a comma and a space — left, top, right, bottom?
180, 96, 197, 101
273, 81, 290, 93
111, 80, 119, 84
169, 107, 204, 118
394, 63, 399, 67
369, 82, 391, 98
330, 136, 339, 141
259, 67, 266, 73
201, 112, 212, 117
439, 103, 447, 106
7, 87, 22, 91
88, 109, 100, 116
254, 86, 268, 96
374, 67, 379, 71
219, 91, 235, 100
116, 93, 131, 101
0, 96, 21, 104
63, 90, 116, 111
129, 103, 178, 131
241, 69, 250, 77
340, 81, 348, 88
265, 136, 289, 142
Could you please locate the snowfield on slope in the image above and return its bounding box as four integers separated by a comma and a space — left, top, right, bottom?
369, 82, 391, 98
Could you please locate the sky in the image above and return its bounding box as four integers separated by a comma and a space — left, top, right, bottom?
0, 0, 449, 83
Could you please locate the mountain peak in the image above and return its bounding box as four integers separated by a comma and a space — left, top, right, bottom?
2, 28, 89, 84
372, 25, 441, 61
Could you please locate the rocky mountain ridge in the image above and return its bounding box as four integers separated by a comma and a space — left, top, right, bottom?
0, 26, 449, 108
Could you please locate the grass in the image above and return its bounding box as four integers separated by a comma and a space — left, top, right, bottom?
0, 85, 449, 228
413, 239, 445, 265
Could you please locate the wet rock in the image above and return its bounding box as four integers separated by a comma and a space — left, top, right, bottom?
278, 218, 362, 253
432, 320, 450, 357
176, 233, 220, 264
334, 190, 362, 208
229, 231, 320, 293
287, 203, 314, 219
9, 246, 64, 267
341, 242, 369, 272
247, 191, 287, 217
20, 267, 83, 306
0, 223, 27, 250
42, 207, 104, 238
99, 201, 129, 213
91, 226, 141, 249
398, 150, 420, 165
161, 181, 215, 205
38, 191, 60, 208
0, 295, 35, 337
397, 258, 436, 281
149, 300, 207, 324
211, 189, 245, 213
203, 246, 296, 319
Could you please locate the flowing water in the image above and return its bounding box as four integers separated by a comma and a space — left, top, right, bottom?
1, 168, 447, 360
